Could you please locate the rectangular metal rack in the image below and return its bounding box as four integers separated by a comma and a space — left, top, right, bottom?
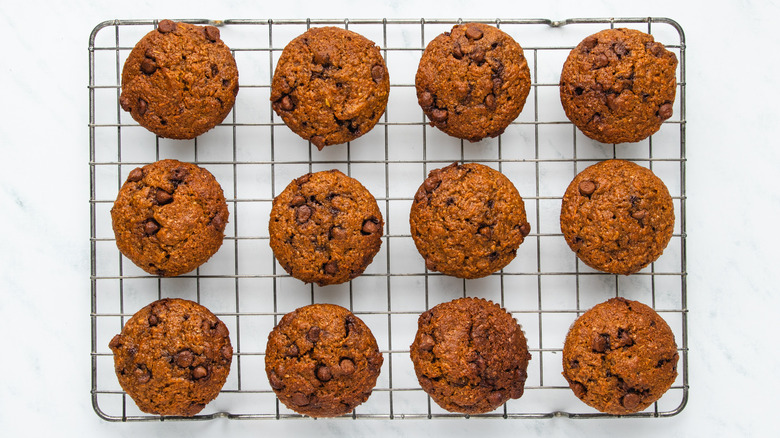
90, 17, 687, 421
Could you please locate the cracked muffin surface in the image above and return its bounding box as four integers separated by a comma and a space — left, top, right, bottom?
560, 159, 674, 275
111, 159, 229, 277
120, 20, 239, 139
410, 298, 531, 414
270, 26, 389, 150
109, 298, 233, 416
409, 162, 530, 279
415, 23, 531, 141
269, 170, 383, 286
559, 28, 678, 144
265, 304, 383, 417
562, 297, 679, 414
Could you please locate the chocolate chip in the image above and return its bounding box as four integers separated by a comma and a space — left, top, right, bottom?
137, 98, 148, 116
419, 334, 435, 351
519, 222, 531, 237
307, 326, 321, 343
109, 334, 122, 349
452, 42, 464, 59
591, 334, 609, 353
617, 328, 634, 347
371, 65, 385, 82
316, 365, 332, 382
204, 26, 220, 42
127, 168, 144, 182
647, 41, 665, 57
144, 219, 160, 235
324, 261, 338, 275
593, 53, 609, 69
296, 205, 312, 223
292, 392, 310, 406
327, 226, 346, 240
313, 51, 330, 65
425, 258, 436, 271
290, 195, 306, 207
340, 358, 355, 375
488, 392, 504, 406
156, 190, 172, 205
140, 58, 157, 75
175, 350, 194, 368
470, 47, 485, 63
571, 381, 586, 398
211, 214, 226, 232
465, 25, 483, 40
423, 178, 439, 192
280, 95, 294, 111
658, 103, 674, 119
221, 345, 233, 360
632, 209, 648, 220
430, 108, 448, 122
192, 366, 208, 379
135, 366, 150, 383
119, 95, 131, 112
418, 91, 434, 108
578, 180, 596, 196
361, 219, 381, 235
493, 77, 503, 95
310, 135, 326, 150
482, 93, 497, 110
269, 372, 284, 390
510, 386, 525, 399
622, 392, 641, 410
286, 344, 299, 357
613, 42, 628, 58
148, 314, 159, 326
581, 35, 598, 53
157, 20, 176, 34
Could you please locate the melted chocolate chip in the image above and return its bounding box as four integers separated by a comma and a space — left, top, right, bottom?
157, 20, 176, 34
371, 65, 385, 82
465, 25, 484, 40
418, 334, 435, 351
418, 91, 434, 108
204, 26, 220, 42
127, 168, 144, 182
307, 326, 321, 343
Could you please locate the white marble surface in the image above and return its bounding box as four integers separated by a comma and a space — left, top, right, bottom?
2, 0, 779, 436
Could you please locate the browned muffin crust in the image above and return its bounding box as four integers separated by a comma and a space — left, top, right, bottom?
265, 304, 384, 417
559, 28, 678, 144
111, 159, 229, 277
560, 159, 674, 275
415, 23, 531, 141
410, 298, 531, 414
109, 298, 233, 416
119, 20, 239, 139
410, 162, 530, 279
562, 297, 679, 414
270, 27, 390, 150
269, 170, 383, 286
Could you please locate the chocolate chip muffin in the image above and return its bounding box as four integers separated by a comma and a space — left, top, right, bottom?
409, 162, 531, 279
562, 297, 679, 414
269, 170, 383, 286
415, 23, 531, 141
265, 304, 384, 417
270, 27, 390, 150
111, 159, 229, 276
560, 159, 674, 275
119, 20, 239, 139
109, 298, 233, 416
559, 28, 678, 144
410, 298, 531, 414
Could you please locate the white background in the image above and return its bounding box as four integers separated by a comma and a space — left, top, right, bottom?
1, 0, 778, 436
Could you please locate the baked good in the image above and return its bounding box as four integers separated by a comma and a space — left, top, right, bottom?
559, 159, 674, 275
108, 298, 233, 416
410, 298, 531, 414
270, 26, 390, 150
265, 304, 384, 417
269, 170, 383, 286
559, 28, 678, 144
409, 162, 531, 279
111, 159, 229, 276
119, 20, 239, 139
562, 297, 679, 414
415, 23, 531, 141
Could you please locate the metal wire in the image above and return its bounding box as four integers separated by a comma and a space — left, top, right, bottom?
90, 17, 687, 421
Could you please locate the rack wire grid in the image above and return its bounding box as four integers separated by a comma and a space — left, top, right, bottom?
89, 17, 688, 421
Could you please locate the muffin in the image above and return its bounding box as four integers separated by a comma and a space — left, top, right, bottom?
111, 159, 229, 276
409, 162, 531, 279
560, 159, 674, 275
265, 304, 384, 417
269, 170, 383, 286
119, 20, 239, 139
562, 297, 679, 414
415, 23, 531, 141
559, 28, 678, 144
270, 27, 390, 150
108, 298, 233, 416
410, 298, 531, 414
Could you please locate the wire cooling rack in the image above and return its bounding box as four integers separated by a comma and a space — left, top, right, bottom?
89, 17, 687, 421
